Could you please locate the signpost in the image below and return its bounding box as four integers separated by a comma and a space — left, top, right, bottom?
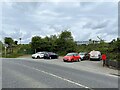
4, 44, 8, 57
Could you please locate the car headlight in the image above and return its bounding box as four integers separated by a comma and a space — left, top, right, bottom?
32, 54, 36, 57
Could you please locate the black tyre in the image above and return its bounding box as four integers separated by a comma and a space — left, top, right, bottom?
63, 60, 66, 62
56, 56, 58, 59
90, 58, 92, 61
71, 59, 74, 62
98, 58, 101, 61
37, 56, 40, 59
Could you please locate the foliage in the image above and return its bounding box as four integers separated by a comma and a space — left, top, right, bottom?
0, 41, 3, 57
31, 36, 43, 52
14, 41, 18, 45
4, 37, 14, 46
31, 30, 76, 55
56, 30, 76, 55
77, 38, 120, 61
2, 31, 119, 61
17, 44, 33, 54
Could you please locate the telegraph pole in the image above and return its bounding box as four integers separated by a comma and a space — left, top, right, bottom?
4, 44, 8, 57
5, 46, 6, 57
19, 28, 22, 45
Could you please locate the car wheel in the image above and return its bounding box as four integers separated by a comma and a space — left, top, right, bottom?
71, 59, 74, 62
37, 56, 40, 59
63, 60, 66, 62
78, 59, 80, 62
98, 58, 101, 61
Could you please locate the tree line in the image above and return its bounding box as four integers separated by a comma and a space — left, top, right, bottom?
1, 30, 120, 61
31, 30, 76, 55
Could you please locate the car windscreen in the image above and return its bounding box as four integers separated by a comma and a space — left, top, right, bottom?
66, 53, 75, 56
48, 52, 56, 55
90, 51, 100, 55
79, 53, 85, 55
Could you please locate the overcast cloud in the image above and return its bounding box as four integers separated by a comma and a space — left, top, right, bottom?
1, 1, 118, 44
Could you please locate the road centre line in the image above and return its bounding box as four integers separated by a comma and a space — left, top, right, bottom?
6, 61, 93, 90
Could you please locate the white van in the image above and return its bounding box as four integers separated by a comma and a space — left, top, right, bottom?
89, 50, 101, 60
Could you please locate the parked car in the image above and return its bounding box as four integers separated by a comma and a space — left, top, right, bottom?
32, 52, 46, 59
44, 52, 58, 59
89, 50, 101, 60
63, 53, 81, 62
79, 52, 89, 60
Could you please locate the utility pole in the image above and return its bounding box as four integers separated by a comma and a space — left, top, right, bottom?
19, 28, 22, 45
5, 46, 6, 57
4, 44, 8, 57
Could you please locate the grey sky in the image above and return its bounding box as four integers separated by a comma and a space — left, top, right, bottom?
1, 1, 118, 44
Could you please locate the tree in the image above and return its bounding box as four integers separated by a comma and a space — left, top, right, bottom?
40, 35, 58, 52
0, 41, 3, 55
14, 41, 18, 45
42, 36, 51, 51
0, 41, 3, 48
4, 37, 14, 53
59, 30, 74, 41
114, 38, 120, 52
56, 30, 76, 55
89, 39, 92, 43
50, 35, 58, 52
31, 36, 44, 53
4, 37, 14, 46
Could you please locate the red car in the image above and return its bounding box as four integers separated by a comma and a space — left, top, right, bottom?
63, 53, 81, 62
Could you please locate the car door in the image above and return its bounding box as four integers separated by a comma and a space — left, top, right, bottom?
74, 53, 79, 60
76, 53, 80, 60
40, 53, 45, 58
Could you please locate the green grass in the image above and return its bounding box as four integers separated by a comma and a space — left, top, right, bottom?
2, 44, 32, 58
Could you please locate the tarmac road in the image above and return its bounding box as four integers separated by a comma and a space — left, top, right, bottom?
2, 58, 119, 89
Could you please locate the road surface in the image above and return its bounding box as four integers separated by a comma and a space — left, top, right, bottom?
2, 58, 119, 89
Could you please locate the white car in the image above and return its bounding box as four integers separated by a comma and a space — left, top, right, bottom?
89, 50, 101, 60
79, 52, 89, 60
32, 52, 46, 59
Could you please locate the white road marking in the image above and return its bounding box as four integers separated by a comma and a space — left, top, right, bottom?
6, 61, 93, 89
